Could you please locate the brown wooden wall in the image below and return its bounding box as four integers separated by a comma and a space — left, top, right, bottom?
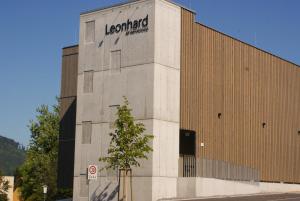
61, 46, 79, 98
180, 9, 300, 183
58, 45, 78, 188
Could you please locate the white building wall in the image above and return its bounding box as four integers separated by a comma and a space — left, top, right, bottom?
3, 176, 14, 201
176, 177, 300, 199
151, 1, 181, 199
74, 0, 181, 201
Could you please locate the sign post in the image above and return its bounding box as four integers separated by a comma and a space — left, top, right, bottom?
88, 165, 98, 180
42, 185, 47, 201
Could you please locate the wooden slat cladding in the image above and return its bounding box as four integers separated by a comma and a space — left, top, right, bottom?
62, 45, 79, 57
61, 46, 79, 98
60, 45, 78, 121
180, 8, 300, 183
58, 45, 78, 188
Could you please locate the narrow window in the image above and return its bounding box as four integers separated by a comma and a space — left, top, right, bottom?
298, 130, 300, 135
262, 122, 266, 128
82, 121, 92, 144
110, 50, 121, 72
109, 105, 119, 128
85, 21, 95, 43
83, 71, 93, 93
218, 113, 222, 119
80, 176, 89, 197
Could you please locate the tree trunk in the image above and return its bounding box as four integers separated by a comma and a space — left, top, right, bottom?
118, 168, 132, 201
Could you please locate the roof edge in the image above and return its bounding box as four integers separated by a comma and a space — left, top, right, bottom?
62, 44, 79, 49
80, 0, 196, 16
196, 22, 300, 68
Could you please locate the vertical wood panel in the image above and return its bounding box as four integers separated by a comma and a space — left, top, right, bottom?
61, 46, 79, 98
58, 45, 78, 188
180, 9, 300, 183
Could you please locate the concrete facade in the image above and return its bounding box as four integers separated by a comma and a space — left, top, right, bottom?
73, 0, 181, 201
176, 178, 300, 199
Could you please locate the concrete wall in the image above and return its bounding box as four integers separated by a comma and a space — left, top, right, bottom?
74, 0, 181, 201
176, 177, 300, 199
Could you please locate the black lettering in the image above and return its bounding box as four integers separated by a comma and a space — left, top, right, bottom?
127, 19, 132, 30
133, 20, 138, 30
105, 24, 110, 35
122, 23, 127, 31
110, 25, 116, 34
105, 15, 149, 35
116, 24, 121, 33
142, 15, 148, 27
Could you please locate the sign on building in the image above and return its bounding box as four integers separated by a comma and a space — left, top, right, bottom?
88, 165, 98, 180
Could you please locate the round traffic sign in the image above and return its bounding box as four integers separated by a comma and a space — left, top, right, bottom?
89, 165, 97, 174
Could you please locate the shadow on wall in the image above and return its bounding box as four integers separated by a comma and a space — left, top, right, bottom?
57, 98, 77, 189
91, 182, 119, 201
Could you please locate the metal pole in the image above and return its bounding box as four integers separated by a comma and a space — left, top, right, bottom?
118, 169, 121, 201
42, 185, 47, 201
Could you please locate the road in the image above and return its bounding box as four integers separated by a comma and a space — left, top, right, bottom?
181, 193, 300, 201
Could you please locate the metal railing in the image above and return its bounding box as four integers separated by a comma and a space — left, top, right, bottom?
179, 155, 260, 182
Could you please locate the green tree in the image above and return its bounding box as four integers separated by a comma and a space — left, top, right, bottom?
18, 101, 71, 201
99, 96, 154, 170
0, 170, 10, 201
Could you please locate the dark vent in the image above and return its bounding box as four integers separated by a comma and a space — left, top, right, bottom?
218, 113, 222, 119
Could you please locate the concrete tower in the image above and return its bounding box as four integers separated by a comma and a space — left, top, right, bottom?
73, 0, 181, 200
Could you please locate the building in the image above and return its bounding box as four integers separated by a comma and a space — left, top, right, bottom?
57, 0, 300, 200
2, 176, 14, 201
58, 46, 78, 190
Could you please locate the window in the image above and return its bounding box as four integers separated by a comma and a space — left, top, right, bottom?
83, 71, 93, 93
109, 105, 119, 128
180, 129, 196, 156
110, 50, 121, 72
82, 121, 92, 144
85, 21, 95, 43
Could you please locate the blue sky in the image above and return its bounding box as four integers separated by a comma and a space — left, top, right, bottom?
0, 0, 299, 146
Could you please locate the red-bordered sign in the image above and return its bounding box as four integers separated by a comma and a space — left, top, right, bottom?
88, 165, 98, 180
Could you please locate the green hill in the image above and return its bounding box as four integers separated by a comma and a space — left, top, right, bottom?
0, 135, 26, 176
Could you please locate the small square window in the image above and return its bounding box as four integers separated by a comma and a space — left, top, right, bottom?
82, 121, 92, 144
